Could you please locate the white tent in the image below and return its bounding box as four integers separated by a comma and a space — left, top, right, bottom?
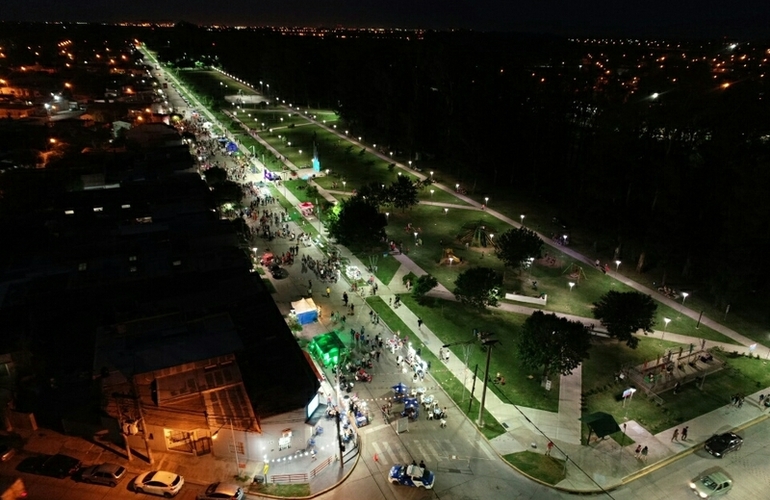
291, 298, 318, 325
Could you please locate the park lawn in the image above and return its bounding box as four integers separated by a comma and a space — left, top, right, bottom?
248, 482, 311, 497
417, 186, 472, 205
583, 347, 770, 436
503, 451, 566, 485
367, 296, 506, 439
399, 294, 560, 411
371, 253, 402, 287
581, 337, 686, 394
176, 67, 747, 348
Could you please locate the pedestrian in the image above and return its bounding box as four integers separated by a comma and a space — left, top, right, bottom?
326, 287, 331, 298
417, 318, 423, 330
419, 460, 426, 469
634, 445, 642, 459
376, 350, 381, 362
343, 292, 348, 306
355, 331, 360, 344
681, 426, 688, 441
350, 304, 355, 314
546, 441, 554, 456
641, 446, 648, 462
671, 428, 679, 442
369, 310, 374, 322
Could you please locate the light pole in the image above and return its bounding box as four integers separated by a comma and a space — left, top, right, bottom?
455, 183, 460, 192
485, 197, 489, 207
681, 292, 689, 306
615, 260, 621, 271
414, 231, 418, 242
662, 317, 671, 342
342, 181, 347, 192
444, 208, 449, 216
443, 340, 475, 403
430, 189, 434, 198
569, 282, 575, 292
430, 171, 434, 180
478, 338, 500, 428
520, 214, 525, 226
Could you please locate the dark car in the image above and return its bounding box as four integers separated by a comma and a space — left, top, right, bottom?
705, 432, 743, 458
17, 453, 82, 478
269, 263, 286, 279
80, 463, 127, 487
197, 481, 244, 500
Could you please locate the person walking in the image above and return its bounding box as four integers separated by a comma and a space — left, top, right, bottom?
671, 428, 679, 442
343, 292, 348, 306
417, 318, 423, 330
681, 426, 688, 441
640, 446, 648, 462
545, 441, 554, 456
326, 287, 331, 298
634, 445, 642, 459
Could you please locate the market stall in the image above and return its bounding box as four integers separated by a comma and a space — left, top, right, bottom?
298, 201, 315, 217
291, 298, 319, 325
307, 331, 349, 368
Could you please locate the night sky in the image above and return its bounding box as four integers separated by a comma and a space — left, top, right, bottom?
2, 0, 769, 37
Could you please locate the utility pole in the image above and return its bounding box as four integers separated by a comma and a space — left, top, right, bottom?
130, 377, 154, 464
478, 338, 500, 428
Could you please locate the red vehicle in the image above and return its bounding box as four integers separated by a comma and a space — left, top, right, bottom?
355, 368, 372, 383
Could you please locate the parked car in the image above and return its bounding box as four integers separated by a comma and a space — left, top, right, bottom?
388, 463, 435, 489
134, 470, 184, 497
196, 481, 244, 500
689, 468, 733, 498
79, 463, 127, 487
705, 432, 743, 458
0, 443, 16, 462
16, 454, 81, 478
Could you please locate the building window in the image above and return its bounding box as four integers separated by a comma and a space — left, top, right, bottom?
78, 263, 87, 271
93, 207, 103, 212
129, 255, 137, 261
129, 266, 137, 273
229, 442, 245, 455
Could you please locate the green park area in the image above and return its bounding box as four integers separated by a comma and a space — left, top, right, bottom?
166, 65, 767, 447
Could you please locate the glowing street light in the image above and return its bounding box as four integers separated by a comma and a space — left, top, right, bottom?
408, 160, 412, 167
414, 231, 418, 241
615, 260, 621, 271
569, 282, 575, 292
681, 292, 689, 305
430, 189, 434, 198
444, 208, 449, 215
385, 212, 390, 219
456, 183, 460, 191
663, 317, 671, 331
342, 181, 347, 192
485, 197, 489, 206
520, 214, 525, 225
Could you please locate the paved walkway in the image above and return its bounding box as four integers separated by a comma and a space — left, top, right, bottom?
162, 61, 770, 493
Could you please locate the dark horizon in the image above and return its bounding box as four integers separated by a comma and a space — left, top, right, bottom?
2, 0, 770, 39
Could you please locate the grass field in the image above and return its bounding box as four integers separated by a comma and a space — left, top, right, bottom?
583, 347, 770, 435
503, 451, 566, 485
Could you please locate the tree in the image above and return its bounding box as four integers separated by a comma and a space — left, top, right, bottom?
387, 175, 420, 211
413, 274, 438, 303
495, 227, 543, 272
593, 291, 657, 348
453, 267, 502, 310
212, 180, 244, 206
518, 311, 591, 379
325, 195, 387, 249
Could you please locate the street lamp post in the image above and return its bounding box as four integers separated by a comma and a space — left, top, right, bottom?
430, 171, 434, 180
444, 208, 449, 216
615, 260, 621, 271
569, 282, 575, 292
681, 292, 689, 306
430, 189, 434, 198
485, 197, 489, 207
478, 338, 500, 428
342, 181, 347, 192
443, 340, 475, 403
520, 214, 525, 226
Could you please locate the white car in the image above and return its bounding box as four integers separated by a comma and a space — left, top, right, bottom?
134, 470, 184, 497
689, 468, 733, 498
